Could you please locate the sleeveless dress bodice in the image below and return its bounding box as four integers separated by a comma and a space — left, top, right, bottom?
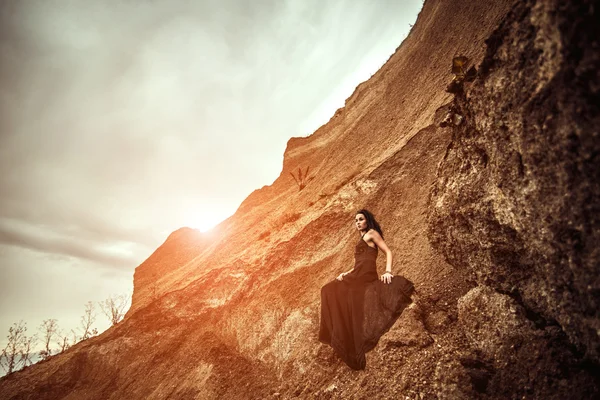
344, 237, 379, 284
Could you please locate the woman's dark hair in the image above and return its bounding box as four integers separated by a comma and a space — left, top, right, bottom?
356, 209, 384, 239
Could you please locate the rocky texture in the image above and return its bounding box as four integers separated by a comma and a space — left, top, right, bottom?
131, 227, 209, 308
455, 286, 598, 399
379, 304, 433, 349
429, 0, 600, 363
427, 0, 600, 397
1, 0, 599, 399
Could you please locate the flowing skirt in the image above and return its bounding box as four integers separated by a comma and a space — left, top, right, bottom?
319, 275, 414, 370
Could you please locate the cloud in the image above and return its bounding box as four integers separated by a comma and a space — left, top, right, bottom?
0, 0, 423, 348
1, 1, 423, 241
0, 243, 132, 350
0, 218, 149, 269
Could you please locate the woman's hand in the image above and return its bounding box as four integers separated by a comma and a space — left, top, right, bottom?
336, 272, 348, 281
380, 272, 393, 284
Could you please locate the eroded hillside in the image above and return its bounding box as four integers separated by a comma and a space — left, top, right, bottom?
1, 0, 598, 399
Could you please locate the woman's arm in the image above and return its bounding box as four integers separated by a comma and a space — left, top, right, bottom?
367, 230, 394, 284
336, 268, 354, 281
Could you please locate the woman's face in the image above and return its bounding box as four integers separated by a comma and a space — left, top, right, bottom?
355, 213, 368, 232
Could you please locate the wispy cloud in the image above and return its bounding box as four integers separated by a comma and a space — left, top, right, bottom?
0, 218, 149, 269
0, 0, 422, 345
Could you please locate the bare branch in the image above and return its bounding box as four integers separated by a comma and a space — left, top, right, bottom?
99, 294, 130, 326
57, 333, 70, 353
80, 301, 97, 340
39, 319, 59, 360
20, 333, 37, 367
71, 329, 79, 346
1, 321, 28, 374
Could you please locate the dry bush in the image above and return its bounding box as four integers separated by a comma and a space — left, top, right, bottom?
80, 301, 97, 340
1, 321, 36, 375
39, 319, 58, 360
280, 212, 301, 226
99, 293, 130, 326
290, 166, 314, 191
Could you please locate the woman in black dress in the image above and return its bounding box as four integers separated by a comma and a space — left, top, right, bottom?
319, 209, 413, 370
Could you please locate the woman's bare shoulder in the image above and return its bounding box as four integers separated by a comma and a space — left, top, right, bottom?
365, 229, 381, 239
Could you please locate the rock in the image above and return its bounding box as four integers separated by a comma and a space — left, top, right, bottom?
324, 384, 337, 393
428, 0, 600, 362
457, 286, 599, 398
2, 0, 598, 399
457, 286, 534, 366
381, 304, 433, 348
434, 359, 475, 400
425, 311, 452, 334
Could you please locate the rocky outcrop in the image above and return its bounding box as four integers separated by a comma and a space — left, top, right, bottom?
1, 0, 598, 399
429, 0, 600, 397
130, 227, 208, 313
429, 0, 600, 361
457, 287, 597, 399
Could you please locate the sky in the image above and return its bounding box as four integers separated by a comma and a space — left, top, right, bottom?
0, 0, 422, 356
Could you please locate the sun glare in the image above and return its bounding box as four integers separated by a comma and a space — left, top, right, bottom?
187, 211, 227, 233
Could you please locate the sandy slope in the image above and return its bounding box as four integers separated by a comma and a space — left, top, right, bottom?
3, 0, 598, 399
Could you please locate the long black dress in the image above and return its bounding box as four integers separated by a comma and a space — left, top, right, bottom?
319, 233, 414, 370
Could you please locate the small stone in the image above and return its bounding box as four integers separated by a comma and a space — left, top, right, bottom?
381, 305, 433, 348
325, 384, 337, 393
425, 311, 452, 334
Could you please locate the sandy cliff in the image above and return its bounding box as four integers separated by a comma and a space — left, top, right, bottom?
1, 0, 598, 398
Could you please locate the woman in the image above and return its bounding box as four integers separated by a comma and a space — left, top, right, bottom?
319, 209, 414, 370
